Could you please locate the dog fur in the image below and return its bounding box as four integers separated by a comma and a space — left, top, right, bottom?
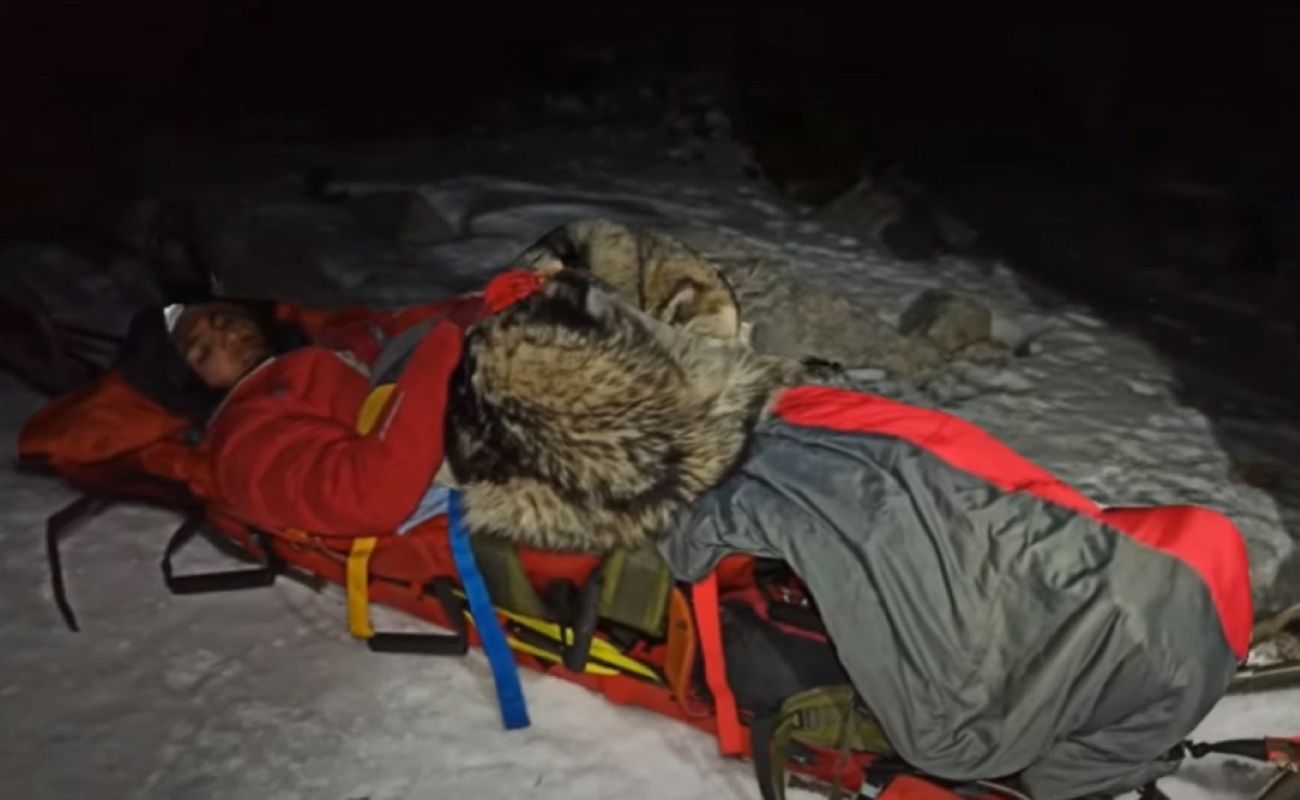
444, 269, 799, 552
516, 218, 745, 343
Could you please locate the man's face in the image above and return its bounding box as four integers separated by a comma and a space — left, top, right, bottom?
175, 304, 269, 389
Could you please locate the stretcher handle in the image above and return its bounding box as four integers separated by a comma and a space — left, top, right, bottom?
1195, 738, 1270, 762
166, 565, 279, 594
562, 566, 605, 673
366, 632, 467, 656
161, 513, 283, 595
366, 578, 469, 656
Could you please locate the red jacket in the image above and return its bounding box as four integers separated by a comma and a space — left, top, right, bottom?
192, 324, 460, 534
188, 269, 543, 535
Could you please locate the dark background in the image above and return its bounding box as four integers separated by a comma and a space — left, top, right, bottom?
8, 5, 1300, 191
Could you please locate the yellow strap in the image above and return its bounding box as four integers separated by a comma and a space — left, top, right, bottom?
509, 612, 659, 680
343, 385, 396, 640
453, 590, 662, 682
347, 537, 379, 638
356, 383, 397, 435
457, 610, 620, 677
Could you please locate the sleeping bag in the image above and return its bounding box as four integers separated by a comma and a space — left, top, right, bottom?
443, 270, 1253, 799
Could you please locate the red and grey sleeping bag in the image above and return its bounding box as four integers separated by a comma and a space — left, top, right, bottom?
443, 269, 1255, 800
659, 385, 1252, 798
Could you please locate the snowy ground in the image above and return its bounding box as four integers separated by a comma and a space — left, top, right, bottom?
2, 124, 1297, 799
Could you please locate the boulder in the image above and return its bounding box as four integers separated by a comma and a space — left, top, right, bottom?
899, 289, 994, 354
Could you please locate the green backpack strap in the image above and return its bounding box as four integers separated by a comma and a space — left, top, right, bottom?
468, 535, 552, 619
751, 685, 894, 800
468, 536, 673, 639
596, 542, 672, 638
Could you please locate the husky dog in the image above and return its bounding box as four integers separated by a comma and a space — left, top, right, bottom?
516, 218, 747, 343
445, 268, 801, 551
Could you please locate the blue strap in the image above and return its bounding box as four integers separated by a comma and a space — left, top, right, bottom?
447, 490, 531, 730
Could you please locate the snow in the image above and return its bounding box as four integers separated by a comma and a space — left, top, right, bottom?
2, 123, 1296, 799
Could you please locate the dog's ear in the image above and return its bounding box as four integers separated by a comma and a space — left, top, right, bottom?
659, 284, 699, 327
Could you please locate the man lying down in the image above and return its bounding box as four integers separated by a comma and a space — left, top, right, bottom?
441, 268, 1252, 800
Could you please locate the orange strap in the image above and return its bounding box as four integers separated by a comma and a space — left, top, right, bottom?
664, 587, 708, 716
693, 573, 743, 756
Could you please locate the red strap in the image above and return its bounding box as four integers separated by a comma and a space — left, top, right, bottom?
1266, 736, 1300, 770
693, 573, 744, 756
879, 775, 972, 799
482, 269, 544, 315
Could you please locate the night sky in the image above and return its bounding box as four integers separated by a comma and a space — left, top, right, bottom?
8, 6, 1300, 170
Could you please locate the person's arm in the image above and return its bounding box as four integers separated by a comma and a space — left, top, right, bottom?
206, 322, 463, 535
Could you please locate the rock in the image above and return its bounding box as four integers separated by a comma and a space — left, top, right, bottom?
741, 282, 947, 382
702, 108, 733, 141
812, 176, 904, 237
879, 207, 945, 262
970, 341, 1012, 365
899, 289, 994, 354
1012, 335, 1046, 358
812, 176, 946, 261
797, 355, 848, 383
812, 168, 991, 262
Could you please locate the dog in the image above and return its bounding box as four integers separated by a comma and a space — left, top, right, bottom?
516, 218, 747, 343
445, 268, 800, 551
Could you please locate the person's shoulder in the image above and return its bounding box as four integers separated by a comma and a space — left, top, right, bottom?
244, 347, 368, 390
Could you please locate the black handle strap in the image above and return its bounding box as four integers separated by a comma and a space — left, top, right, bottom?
367, 577, 469, 656
159, 515, 468, 657
562, 563, 605, 673
161, 512, 282, 594
46, 493, 113, 632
